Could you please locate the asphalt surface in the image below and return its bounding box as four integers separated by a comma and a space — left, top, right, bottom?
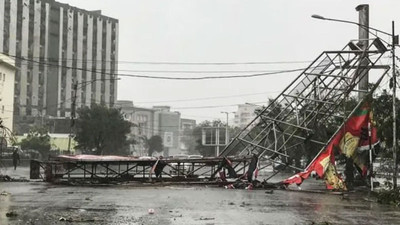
1, 166, 400, 225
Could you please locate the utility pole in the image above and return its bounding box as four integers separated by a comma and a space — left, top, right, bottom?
67, 81, 78, 154
216, 124, 220, 157
392, 21, 398, 189
356, 4, 369, 98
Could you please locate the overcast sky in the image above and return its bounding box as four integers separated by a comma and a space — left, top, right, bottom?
58, 0, 400, 123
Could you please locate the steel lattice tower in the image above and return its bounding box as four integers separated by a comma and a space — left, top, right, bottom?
219, 38, 391, 178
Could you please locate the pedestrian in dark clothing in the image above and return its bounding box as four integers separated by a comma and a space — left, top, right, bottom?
12, 150, 20, 170
154, 156, 167, 180
246, 154, 259, 183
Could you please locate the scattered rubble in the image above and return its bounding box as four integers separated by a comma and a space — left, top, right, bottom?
199, 217, 215, 221
6, 211, 18, 217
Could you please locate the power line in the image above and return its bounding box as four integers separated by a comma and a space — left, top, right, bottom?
7, 54, 310, 80
10, 55, 313, 65
171, 101, 265, 110
134, 91, 279, 104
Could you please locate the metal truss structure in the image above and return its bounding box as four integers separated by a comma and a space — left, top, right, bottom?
30, 156, 251, 183
219, 38, 391, 179
32, 38, 392, 185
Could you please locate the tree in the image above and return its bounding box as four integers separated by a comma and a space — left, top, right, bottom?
20, 126, 51, 158
180, 127, 198, 155
75, 104, 131, 155
148, 135, 163, 156
373, 91, 400, 150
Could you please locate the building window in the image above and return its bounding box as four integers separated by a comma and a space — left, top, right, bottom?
1, 105, 4, 114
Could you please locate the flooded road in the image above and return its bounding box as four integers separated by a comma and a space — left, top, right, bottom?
1, 167, 399, 224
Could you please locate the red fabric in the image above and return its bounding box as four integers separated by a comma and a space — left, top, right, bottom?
282, 103, 378, 188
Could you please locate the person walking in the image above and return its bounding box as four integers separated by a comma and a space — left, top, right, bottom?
12, 149, 20, 170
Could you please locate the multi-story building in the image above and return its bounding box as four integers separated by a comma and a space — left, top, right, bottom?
233, 104, 259, 128
116, 101, 195, 157
0, 0, 119, 134
0, 53, 15, 132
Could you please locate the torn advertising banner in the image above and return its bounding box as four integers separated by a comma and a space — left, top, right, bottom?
282, 102, 378, 190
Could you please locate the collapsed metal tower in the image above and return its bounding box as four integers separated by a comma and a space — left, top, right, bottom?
219, 38, 391, 178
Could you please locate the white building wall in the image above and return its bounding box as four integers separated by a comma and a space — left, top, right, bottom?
65, 8, 74, 117
113, 22, 119, 101
95, 17, 103, 104
0, 0, 4, 53
9, 0, 17, 56
85, 15, 93, 106
31, 0, 42, 115
57, 9, 64, 117
76, 12, 84, 108
19, 0, 30, 116
0, 54, 15, 132
105, 20, 111, 104
42, 3, 50, 110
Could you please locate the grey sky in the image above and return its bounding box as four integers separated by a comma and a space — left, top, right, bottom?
58, 0, 400, 122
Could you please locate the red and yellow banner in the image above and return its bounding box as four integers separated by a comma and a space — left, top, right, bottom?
282, 103, 378, 190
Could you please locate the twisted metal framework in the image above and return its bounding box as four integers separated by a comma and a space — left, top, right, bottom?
219, 38, 391, 178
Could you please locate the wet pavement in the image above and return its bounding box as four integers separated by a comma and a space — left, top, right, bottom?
1, 166, 400, 225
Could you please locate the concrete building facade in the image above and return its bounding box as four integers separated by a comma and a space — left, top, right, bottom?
0, 0, 118, 133
233, 104, 259, 128
0, 53, 15, 132
116, 101, 195, 157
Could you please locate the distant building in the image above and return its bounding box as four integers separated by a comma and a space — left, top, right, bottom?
0, 53, 15, 132
233, 104, 259, 128
0, 0, 119, 133
181, 118, 196, 130
154, 106, 181, 156
116, 101, 195, 157
179, 118, 196, 154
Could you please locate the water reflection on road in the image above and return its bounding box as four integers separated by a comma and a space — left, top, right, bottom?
1, 182, 400, 225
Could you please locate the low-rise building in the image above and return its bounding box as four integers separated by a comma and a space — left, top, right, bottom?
116, 101, 195, 157
0, 54, 15, 132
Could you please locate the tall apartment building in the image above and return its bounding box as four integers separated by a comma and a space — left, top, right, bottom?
0, 0, 119, 133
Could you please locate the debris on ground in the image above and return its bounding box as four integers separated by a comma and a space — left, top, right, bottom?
59, 217, 68, 221
0, 175, 12, 181
0, 175, 29, 182
58, 216, 103, 222
199, 217, 215, 221
265, 189, 274, 194
239, 202, 251, 207
376, 188, 400, 207
148, 208, 155, 214
6, 211, 18, 217
1, 191, 10, 196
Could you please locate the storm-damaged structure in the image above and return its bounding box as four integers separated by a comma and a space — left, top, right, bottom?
217, 37, 390, 188
29, 36, 392, 188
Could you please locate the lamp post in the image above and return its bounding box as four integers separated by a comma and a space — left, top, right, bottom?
312, 14, 399, 189
221, 111, 233, 144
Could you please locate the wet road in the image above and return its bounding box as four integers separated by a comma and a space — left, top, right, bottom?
1, 167, 400, 225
